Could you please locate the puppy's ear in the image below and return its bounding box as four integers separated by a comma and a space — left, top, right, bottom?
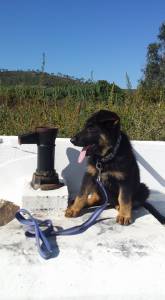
99, 111, 120, 127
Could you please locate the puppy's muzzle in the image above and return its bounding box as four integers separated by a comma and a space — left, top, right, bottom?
70, 136, 77, 145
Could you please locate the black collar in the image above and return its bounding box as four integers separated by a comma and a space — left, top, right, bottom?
97, 134, 122, 166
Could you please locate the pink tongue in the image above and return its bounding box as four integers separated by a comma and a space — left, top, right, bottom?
78, 146, 89, 163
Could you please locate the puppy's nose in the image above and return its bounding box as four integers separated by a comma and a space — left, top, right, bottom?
70, 136, 77, 144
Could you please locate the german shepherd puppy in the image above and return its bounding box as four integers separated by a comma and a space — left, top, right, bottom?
65, 110, 149, 225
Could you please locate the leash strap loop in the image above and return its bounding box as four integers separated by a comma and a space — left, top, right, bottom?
15, 179, 109, 259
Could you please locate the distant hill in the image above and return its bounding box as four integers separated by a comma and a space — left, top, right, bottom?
0, 70, 137, 95
0, 70, 83, 87
0, 70, 127, 103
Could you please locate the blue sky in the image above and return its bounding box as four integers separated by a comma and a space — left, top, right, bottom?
0, 0, 165, 88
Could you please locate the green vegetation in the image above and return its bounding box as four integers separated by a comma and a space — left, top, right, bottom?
0, 22, 165, 140
139, 22, 165, 102
0, 89, 164, 140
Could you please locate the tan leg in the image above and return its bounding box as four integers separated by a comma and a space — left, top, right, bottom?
87, 192, 100, 206
65, 194, 88, 217
65, 191, 100, 218
116, 187, 132, 225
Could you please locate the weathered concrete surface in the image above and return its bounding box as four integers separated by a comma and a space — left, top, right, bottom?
22, 181, 68, 212
0, 207, 165, 300
0, 199, 19, 226
0, 137, 165, 299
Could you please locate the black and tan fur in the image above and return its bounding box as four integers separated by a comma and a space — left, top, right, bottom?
65, 110, 149, 225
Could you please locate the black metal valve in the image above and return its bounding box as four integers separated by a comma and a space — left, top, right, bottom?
18, 127, 63, 190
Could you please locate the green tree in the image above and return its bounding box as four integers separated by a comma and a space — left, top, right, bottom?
158, 22, 165, 48
158, 23, 165, 87
141, 21, 165, 88
144, 43, 160, 85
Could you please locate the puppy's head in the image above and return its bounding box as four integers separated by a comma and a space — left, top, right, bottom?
70, 110, 120, 161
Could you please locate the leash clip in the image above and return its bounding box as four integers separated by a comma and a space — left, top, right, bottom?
96, 161, 103, 181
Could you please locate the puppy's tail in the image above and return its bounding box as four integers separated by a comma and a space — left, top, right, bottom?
133, 183, 150, 208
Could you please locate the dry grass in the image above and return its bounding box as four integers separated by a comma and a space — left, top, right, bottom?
0, 95, 165, 140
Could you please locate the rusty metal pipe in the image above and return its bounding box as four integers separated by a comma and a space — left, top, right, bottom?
18, 127, 63, 190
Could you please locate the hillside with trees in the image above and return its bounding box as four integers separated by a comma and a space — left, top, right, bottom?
0, 69, 124, 104
0, 69, 82, 87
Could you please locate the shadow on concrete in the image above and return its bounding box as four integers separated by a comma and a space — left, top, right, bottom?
61, 147, 86, 203
42, 236, 60, 259
78, 204, 150, 225
81, 190, 165, 224
132, 206, 149, 222
135, 149, 165, 187
144, 189, 165, 224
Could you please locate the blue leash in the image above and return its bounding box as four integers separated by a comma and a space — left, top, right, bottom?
15, 179, 109, 259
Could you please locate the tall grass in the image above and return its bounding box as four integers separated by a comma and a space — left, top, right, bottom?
0, 92, 165, 140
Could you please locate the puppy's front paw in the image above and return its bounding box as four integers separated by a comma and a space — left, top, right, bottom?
116, 213, 132, 225
65, 207, 80, 218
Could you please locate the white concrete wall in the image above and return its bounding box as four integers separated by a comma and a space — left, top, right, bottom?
0, 137, 165, 205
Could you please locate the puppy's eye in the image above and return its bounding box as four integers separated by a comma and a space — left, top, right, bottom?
88, 127, 98, 135
87, 126, 95, 132
85, 124, 92, 131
